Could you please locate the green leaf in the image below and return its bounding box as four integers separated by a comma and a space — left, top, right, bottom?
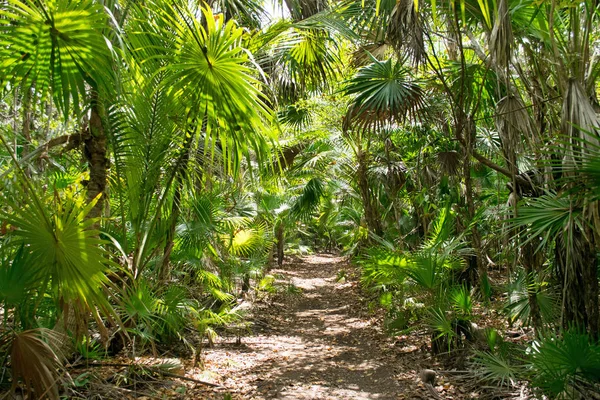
0, 0, 113, 117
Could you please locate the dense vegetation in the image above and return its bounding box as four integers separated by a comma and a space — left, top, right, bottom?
0, 0, 600, 398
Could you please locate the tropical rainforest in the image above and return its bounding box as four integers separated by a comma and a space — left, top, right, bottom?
0, 0, 600, 398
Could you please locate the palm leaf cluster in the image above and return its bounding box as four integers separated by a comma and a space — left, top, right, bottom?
343, 57, 426, 132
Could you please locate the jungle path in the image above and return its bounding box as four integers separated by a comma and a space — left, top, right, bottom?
189, 254, 431, 399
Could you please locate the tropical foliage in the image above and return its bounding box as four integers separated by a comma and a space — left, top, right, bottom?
1, 0, 600, 397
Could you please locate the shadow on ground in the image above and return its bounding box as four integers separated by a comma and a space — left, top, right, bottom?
193, 254, 428, 399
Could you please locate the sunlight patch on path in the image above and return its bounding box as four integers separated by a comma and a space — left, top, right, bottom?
197, 255, 404, 399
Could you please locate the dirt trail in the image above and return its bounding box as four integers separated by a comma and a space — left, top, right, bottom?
190, 254, 425, 399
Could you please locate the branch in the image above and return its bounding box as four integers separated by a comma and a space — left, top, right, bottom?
0, 133, 84, 180
69, 362, 225, 388
472, 151, 533, 188
464, 29, 491, 67
42, 133, 84, 153
472, 151, 512, 178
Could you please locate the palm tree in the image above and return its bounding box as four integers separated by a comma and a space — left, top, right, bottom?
0, 0, 118, 221
121, 0, 273, 280
328, 0, 599, 335
342, 56, 426, 236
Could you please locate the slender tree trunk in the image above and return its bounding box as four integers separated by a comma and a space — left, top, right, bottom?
556, 230, 599, 339
158, 182, 182, 282
158, 134, 193, 282
21, 88, 33, 164
276, 221, 285, 266
522, 239, 543, 333
585, 202, 600, 339
356, 147, 382, 236
461, 115, 485, 288
85, 92, 109, 223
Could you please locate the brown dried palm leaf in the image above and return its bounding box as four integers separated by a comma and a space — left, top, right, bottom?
496, 95, 534, 173
344, 102, 424, 132
273, 143, 307, 171
386, 0, 425, 64
285, 0, 328, 20
562, 79, 600, 237
437, 150, 461, 176
8, 329, 67, 400
561, 78, 600, 170
351, 42, 390, 68
489, 0, 513, 71
385, 160, 408, 192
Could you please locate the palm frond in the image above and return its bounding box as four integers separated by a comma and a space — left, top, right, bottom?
6, 329, 66, 400
510, 193, 582, 250
495, 95, 534, 172
358, 246, 407, 289
489, 0, 513, 70
385, 0, 425, 62
267, 26, 341, 97
290, 177, 325, 221
471, 350, 522, 387
278, 103, 314, 131
214, 0, 266, 29
505, 270, 559, 325
343, 57, 427, 132
1, 192, 113, 312
136, 1, 274, 173
0, 245, 38, 310
561, 79, 599, 169
531, 331, 600, 398
0, 0, 113, 117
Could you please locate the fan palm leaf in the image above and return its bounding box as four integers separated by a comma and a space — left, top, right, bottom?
531, 331, 600, 397
134, 1, 273, 174
343, 57, 426, 132
213, 0, 266, 28
290, 177, 325, 221
0, 191, 113, 314
0, 0, 113, 116
0, 245, 38, 311
3, 329, 66, 400
270, 26, 340, 96
510, 193, 582, 250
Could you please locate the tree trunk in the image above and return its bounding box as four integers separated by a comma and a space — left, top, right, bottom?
461, 115, 485, 289
522, 239, 544, 333
556, 228, 599, 339
21, 88, 33, 165
356, 148, 382, 236
158, 182, 182, 282
276, 221, 285, 266
158, 134, 193, 282
84, 93, 108, 223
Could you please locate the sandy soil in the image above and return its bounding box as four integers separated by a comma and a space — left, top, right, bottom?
187, 254, 434, 399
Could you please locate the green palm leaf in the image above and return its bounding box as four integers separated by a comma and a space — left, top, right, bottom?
344, 57, 426, 132
510, 193, 582, 250
532, 331, 600, 397
290, 177, 325, 221
0, 245, 38, 309
1, 193, 112, 309
269, 26, 340, 97
0, 0, 112, 116
135, 1, 273, 173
